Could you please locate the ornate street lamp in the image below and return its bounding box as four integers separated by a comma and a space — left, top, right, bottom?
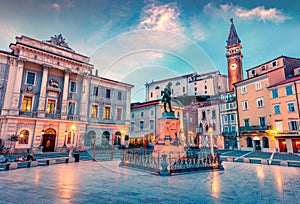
39, 129, 44, 153
69, 124, 76, 157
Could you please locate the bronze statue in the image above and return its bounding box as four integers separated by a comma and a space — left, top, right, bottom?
161, 82, 173, 112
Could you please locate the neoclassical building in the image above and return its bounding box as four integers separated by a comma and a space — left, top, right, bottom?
0, 35, 133, 153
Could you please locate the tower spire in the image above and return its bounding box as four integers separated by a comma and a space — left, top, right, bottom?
227, 18, 241, 46
226, 18, 243, 91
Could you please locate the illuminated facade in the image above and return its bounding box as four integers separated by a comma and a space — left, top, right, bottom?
130, 99, 183, 148
0, 35, 133, 153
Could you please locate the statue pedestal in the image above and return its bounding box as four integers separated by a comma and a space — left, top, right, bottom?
153, 112, 185, 158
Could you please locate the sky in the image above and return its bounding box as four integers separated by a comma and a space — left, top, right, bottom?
0, 0, 300, 102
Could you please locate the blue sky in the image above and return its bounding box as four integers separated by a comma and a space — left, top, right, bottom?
0, 0, 299, 102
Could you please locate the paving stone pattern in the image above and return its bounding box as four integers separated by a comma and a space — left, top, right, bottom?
0, 161, 300, 203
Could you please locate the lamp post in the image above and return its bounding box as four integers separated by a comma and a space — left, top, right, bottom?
63, 130, 67, 149
208, 127, 214, 159
69, 124, 76, 157
40, 129, 44, 153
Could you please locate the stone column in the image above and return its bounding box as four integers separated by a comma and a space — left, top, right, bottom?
9, 58, 26, 115
79, 74, 89, 121
37, 65, 49, 117
61, 69, 70, 120
125, 86, 132, 125
2, 58, 17, 115
2, 58, 25, 115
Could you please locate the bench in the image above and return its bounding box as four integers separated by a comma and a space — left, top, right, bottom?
0, 160, 39, 170
37, 157, 74, 165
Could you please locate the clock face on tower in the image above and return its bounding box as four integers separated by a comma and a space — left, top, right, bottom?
230, 63, 237, 70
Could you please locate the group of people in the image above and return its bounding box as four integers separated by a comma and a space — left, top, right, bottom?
14, 153, 35, 162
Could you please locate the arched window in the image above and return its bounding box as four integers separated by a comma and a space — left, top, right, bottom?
199, 123, 203, 133
102, 131, 110, 145
19, 130, 29, 144
205, 124, 209, 132
85, 131, 96, 146
114, 132, 121, 146
263, 137, 269, 148
246, 137, 253, 147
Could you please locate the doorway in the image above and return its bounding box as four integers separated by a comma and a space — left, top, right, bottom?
42, 128, 56, 152
278, 139, 287, 152
253, 136, 261, 151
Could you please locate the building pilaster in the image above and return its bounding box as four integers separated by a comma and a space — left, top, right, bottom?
61, 69, 70, 120
2, 58, 17, 115
37, 65, 49, 117
79, 74, 89, 121
7, 58, 26, 115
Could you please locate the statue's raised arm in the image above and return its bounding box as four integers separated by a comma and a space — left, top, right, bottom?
161, 82, 173, 112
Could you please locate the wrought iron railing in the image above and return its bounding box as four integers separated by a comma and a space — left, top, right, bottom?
67, 115, 80, 120
19, 111, 38, 117
239, 125, 272, 132
120, 147, 223, 175
45, 113, 61, 119
222, 131, 238, 136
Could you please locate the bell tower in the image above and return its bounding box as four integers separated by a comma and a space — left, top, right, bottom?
226, 18, 243, 91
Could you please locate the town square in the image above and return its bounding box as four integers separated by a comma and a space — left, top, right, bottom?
0, 0, 300, 203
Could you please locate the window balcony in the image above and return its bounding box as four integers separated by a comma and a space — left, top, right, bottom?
19, 111, 37, 117
222, 131, 237, 136
67, 115, 80, 121
45, 113, 61, 119
239, 125, 272, 132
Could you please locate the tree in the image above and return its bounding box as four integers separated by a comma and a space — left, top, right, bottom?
7, 134, 20, 153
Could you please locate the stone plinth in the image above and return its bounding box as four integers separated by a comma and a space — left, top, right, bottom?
153, 111, 185, 158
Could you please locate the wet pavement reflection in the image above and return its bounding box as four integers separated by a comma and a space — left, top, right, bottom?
0, 161, 299, 203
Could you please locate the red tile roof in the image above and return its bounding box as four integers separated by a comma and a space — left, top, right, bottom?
268, 75, 300, 88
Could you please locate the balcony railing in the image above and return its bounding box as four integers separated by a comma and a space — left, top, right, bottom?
239, 125, 272, 132
67, 115, 80, 121
45, 113, 61, 119
222, 131, 237, 136
19, 111, 37, 117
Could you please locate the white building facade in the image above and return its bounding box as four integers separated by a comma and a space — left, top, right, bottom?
145, 71, 227, 101
0, 35, 133, 153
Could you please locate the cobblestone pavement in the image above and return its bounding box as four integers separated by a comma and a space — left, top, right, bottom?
0, 161, 300, 204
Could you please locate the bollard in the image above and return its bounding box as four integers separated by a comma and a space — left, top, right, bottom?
159, 154, 170, 176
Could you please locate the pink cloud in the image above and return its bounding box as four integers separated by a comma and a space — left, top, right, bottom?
138, 2, 184, 34
204, 3, 291, 24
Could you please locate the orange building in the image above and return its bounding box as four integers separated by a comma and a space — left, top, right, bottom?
235, 56, 300, 152
268, 74, 300, 153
